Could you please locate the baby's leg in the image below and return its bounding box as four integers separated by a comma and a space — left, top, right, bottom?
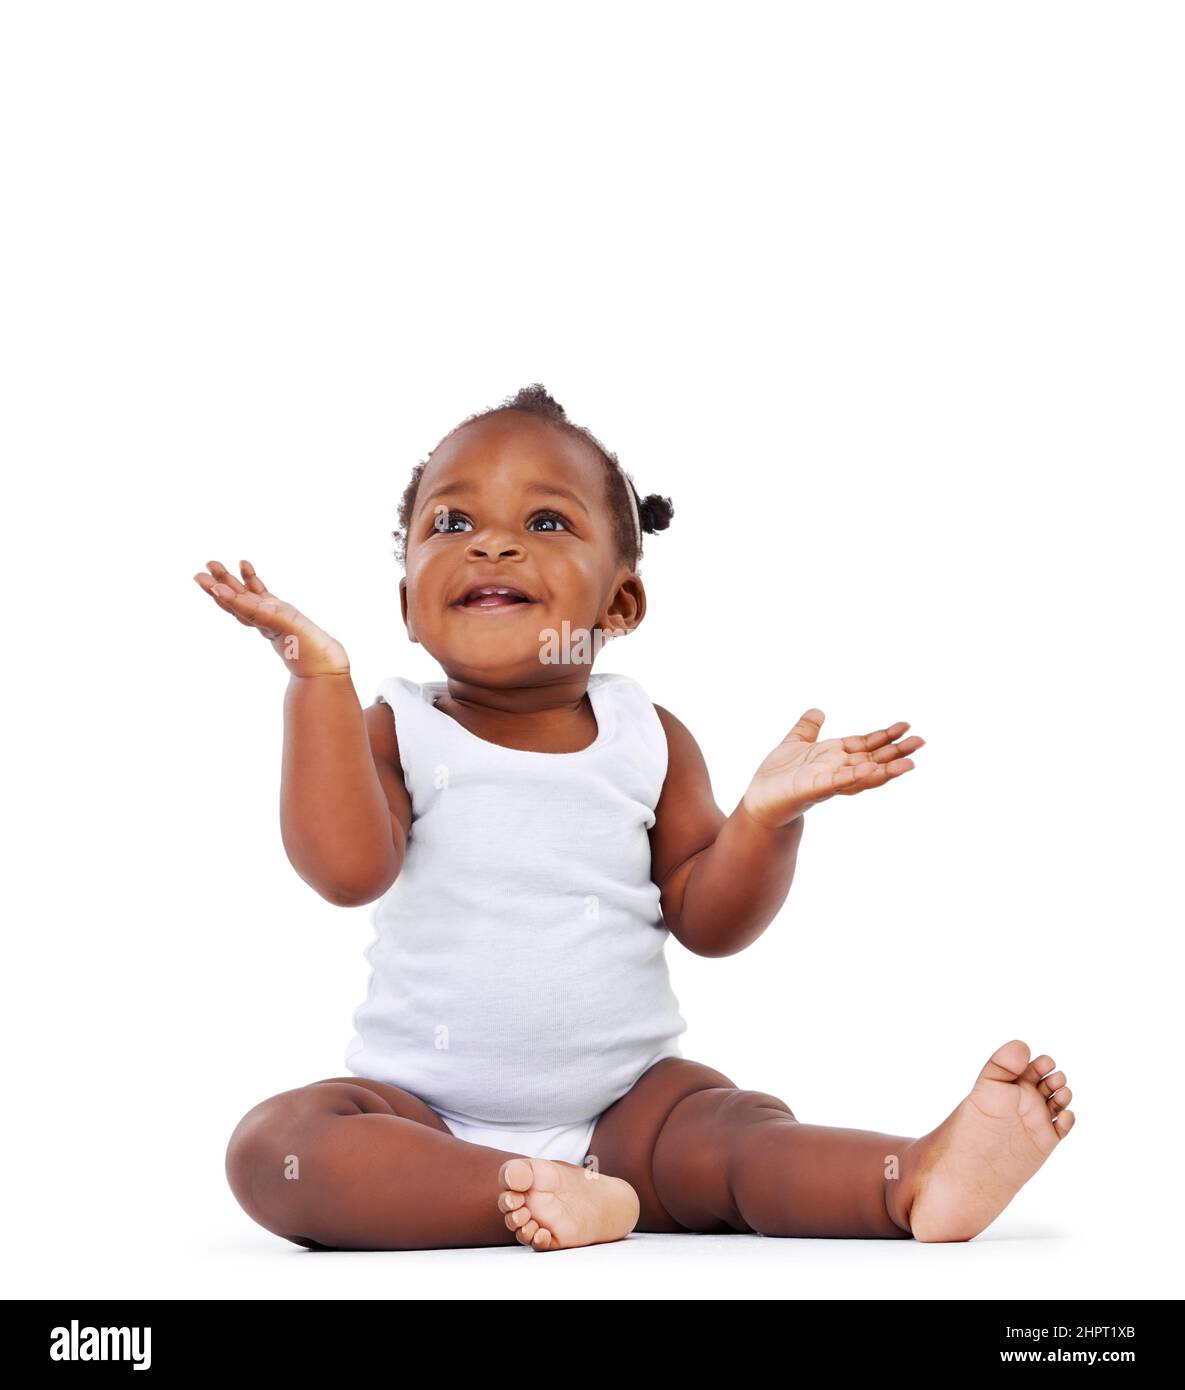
225, 1075, 636, 1251
587, 1056, 913, 1238
589, 1041, 1075, 1242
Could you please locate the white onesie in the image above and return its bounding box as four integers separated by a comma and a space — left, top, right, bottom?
343, 670, 688, 1165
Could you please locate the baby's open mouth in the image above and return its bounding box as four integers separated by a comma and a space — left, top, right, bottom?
454, 586, 536, 609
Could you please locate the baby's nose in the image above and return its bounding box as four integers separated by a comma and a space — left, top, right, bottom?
466, 536, 525, 560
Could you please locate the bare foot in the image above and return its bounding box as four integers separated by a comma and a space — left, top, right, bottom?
891, 1039, 1076, 1243
497, 1156, 640, 1251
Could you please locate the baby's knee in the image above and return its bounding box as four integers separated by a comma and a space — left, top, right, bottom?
733, 1088, 796, 1122
668, 1085, 796, 1135
224, 1085, 341, 1238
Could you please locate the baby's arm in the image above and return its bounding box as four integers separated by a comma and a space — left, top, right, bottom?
650, 706, 804, 957
194, 558, 409, 906
280, 676, 410, 905
650, 705, 923, 957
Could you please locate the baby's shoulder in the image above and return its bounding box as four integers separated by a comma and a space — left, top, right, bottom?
363, 691, 411, 822
650, 703, 706, 777
646, 701, 726, 883
364, 694, 401, 760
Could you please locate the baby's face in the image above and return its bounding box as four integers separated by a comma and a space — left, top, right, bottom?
400, 412, 644, 686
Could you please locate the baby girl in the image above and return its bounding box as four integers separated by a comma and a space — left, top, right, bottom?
199, 384, 1075, 1252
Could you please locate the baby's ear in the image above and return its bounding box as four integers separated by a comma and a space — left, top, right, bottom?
399, 577, 419, 643
638, 493, 674, 533
605, 574, 647, 636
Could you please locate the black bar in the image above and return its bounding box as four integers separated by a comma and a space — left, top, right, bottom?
5, 1298, 1171, 1376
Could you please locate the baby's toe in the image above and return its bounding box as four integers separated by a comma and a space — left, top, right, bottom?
1053, 1108, 1076, 1138
1024, 1053, 1056, 1085
531, 1227, 553, 1250
516, 1219, 540, 1245
1040, 1069, 1066, 1098
499, 1158, 535, 1192
985, 1039, 1033, 1080
1048, 1084, 1072, 1111
505, 1206, 532, 1231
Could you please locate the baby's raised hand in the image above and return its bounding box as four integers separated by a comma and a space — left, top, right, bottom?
193, 559, 351, 678
741, 710, 924, 829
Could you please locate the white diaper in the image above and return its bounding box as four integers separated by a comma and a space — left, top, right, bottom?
433, 1106, 598, 1168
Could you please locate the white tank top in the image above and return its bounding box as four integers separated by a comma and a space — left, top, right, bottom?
343, 671, 688, 1127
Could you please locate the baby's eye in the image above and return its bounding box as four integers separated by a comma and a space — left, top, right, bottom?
528, 510, 569, 533
433, 508, 473, 534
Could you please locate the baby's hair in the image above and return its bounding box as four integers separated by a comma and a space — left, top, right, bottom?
391, 383, 673, 569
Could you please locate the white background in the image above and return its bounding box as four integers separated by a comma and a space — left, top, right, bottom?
2, 1, 1181, 1301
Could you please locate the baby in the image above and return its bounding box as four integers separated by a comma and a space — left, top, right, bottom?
199, 384, 1075, 1252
